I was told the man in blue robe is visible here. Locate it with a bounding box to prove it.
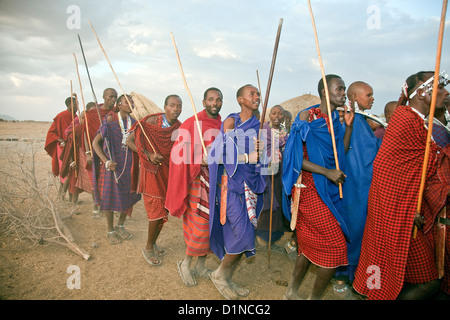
[335,81,381,290]
[208,84,266,300]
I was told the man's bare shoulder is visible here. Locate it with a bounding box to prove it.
[299,110,309,121]
[145,115,158,124]
[223,117,235,131]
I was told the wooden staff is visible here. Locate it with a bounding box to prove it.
[257,19,283,266]
[171,32,207,156]
[257,69,274,267]
[73,53,93,154]
[77,34,119,183]
[413,0,447,239]
[70,81,77,178]
[259,18,283,132]
[88,20,157,157]
[307,0,342,198]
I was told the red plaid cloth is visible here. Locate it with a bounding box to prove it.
[183,167,212,256]
[131,114,181,220]
[293,144,347,268]
[82,106,110,151]
[353,106,440,300]
[165,110,222,218]
[59,123,83,179]
[424,145,450,294]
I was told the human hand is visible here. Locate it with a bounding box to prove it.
[105,160,117,172]
[344,103,354,127]
[146,151,164,165]
[325,168,346,186]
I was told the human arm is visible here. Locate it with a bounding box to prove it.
[126,130,164,165]
[301,158,346,186]
[92,132,116,172]
[83,131,92,168]
[343,103,354,152]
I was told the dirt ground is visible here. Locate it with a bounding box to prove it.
[0,121,359,302]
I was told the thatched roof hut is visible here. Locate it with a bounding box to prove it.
[263,93,320,122]
[279,94,320,119]
[130,92,163,120]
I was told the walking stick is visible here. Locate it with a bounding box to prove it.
[259,18,283,133]
[171,32,207,156]
[77,34,118,183]
[257,17,283,266]
[307,0,343,198]
[413,0,448,239]
[70,81,77,178]
[73,53,93,154]
[88,21,157,157]
[257,69,274,267]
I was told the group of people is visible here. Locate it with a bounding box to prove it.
[45,71,449,300]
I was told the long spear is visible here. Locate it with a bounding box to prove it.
[171,32,207,157]
[73,53,93,155]
[307,0,343,198]
[70,80,77,178]
[413,0,448,239]
[77,33,118,183]
[88,20,157,156]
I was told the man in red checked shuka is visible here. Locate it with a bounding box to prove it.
[127,95,182,266]
[45,95,78,198]
[353,71,450,300]
[165,88,223,287]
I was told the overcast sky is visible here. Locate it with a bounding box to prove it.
[0,0,449,122]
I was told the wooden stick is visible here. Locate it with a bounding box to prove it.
[88,20,157,155]
[73,53,93,154]
[307,0,342,198]
[77,34,119,183]
[256,17,283,267]
[257,69,274,267]
[259,18,283,132]
[413,0,447,239]
[171,32,207,156]
[70,81,77,178]
[268,130,276,268]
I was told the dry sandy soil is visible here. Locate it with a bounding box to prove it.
[0,121,359,304]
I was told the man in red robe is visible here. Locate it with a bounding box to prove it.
[353,71,449,300]
[165,88,223,286]
[45,96,78,196]
[127,95,182,266]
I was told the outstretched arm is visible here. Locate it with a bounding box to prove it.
[302,159,346,186]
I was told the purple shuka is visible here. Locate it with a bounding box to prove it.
[92,112,141,212]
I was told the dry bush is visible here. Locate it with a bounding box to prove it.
[0,141,90,260]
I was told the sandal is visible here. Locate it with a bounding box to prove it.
[91,210,101,219]
[192,267,212,279]
[333,281,349,293]
[229,281,249,297]
[209,273,238,300]
[107,231,122,245]
[154,244,166,257]
[142,248,161,266]
[177,260,196,287]
[114,225,132,240]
